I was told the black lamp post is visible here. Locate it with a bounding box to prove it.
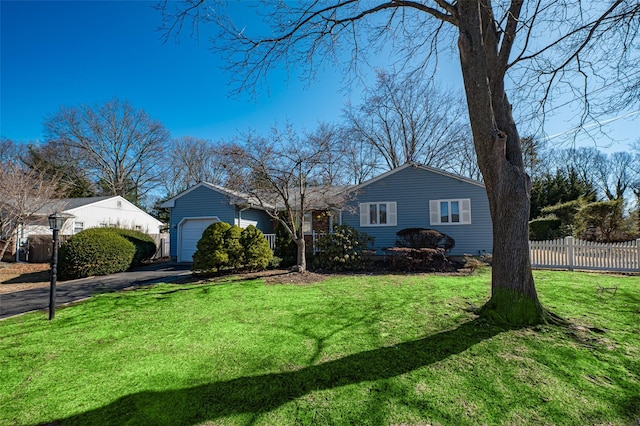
[48,212,72,320]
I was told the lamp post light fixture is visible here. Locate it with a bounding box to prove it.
[48,212,73,320]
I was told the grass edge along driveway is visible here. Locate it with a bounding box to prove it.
[1,269,639,425]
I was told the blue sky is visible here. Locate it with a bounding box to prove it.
[1,0,357,143]
[1,0,638,150]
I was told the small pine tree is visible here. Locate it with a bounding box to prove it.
[224,225,244,270]
[240,225,273,271]
[192,222,232,272]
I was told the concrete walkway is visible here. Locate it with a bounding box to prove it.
[0,263,192,320]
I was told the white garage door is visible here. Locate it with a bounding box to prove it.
[179,218,219,262]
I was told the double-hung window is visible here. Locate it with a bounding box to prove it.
[359,202,397,226]
[429,199,471,225]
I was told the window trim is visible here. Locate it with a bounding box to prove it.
[429,199,471,225]
[359,202,397,227]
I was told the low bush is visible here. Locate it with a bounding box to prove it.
[314,225,374,272]
[529,216,566,241]
[395,228,455,252]
[268,256,283,270]
[384,247,454,272]
[240,225,273,271]
[110,229,156,266]
[462,254,491,272]
[59,228,135,279]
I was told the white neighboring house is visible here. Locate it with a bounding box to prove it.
[22,196,164,237]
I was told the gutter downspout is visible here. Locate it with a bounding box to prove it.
[238,204,252,227]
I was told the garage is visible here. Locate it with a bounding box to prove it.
[178,217,219,262]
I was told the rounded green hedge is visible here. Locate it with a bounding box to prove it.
[529,216,562,241]
[109,228,157,266]
[59,228,136,280]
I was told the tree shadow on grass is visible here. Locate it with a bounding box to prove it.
[43,319,504,426]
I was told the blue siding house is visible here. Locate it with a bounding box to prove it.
[341,163,492,256]
[159,183,274,262]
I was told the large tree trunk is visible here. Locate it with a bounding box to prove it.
[457,1,547,325]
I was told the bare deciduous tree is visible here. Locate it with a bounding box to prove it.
[163,136,229,197]
[597,152,636,202]
[445,136,482,181]
[43,98,170,206]
[339,126,383,185]
[553,147,637,202]
[306,122,352,187]
[222,123,343,272]
[0,139,61,260]
[0,137,23,164]
[344,70,471,171]
[160,1,640,325]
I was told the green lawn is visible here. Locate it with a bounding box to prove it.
[1,269,638,425]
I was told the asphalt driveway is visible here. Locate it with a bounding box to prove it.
[0,263,192,320]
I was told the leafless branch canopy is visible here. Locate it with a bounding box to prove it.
[159,1,639,139]
[344,69,472,171]
[43,98,170,205]
[0,139,62,259]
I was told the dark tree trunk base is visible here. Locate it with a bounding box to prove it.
[478,288,565,326]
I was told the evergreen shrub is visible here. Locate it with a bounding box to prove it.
[240,225,273,271]
[529,216,563,241]
[192,222,232,272]
[59,228,135,279]
[575,199,626,242]
[540,199,583,226]
[224,225,244,270]
[110,228,156,266]
[314,225,374,272]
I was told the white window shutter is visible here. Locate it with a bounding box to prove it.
[388,202,397,226]
[461,199,472,224]
[429,200,440,225]
[359,203,368,226]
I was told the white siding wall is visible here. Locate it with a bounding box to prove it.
[61,197,163,235]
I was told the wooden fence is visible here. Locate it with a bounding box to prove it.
[530,237,640,272]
